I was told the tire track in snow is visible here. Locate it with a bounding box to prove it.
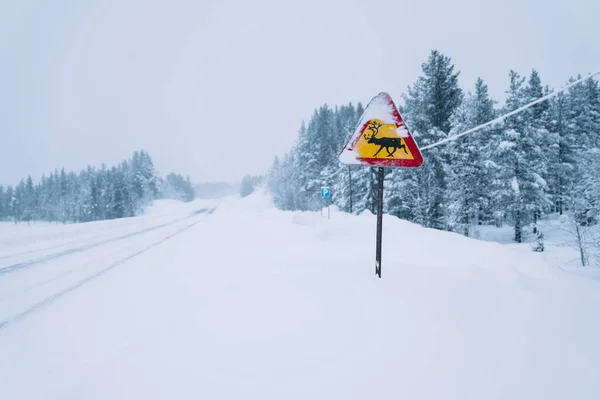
[0,225,158,261]
[0,217,205,331]
[0,209,211,275]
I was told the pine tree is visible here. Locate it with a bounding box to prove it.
[22,176,36,223]
[4,186,14,222]
[12,181,25,223]
[161,173,195,202]
[420,50,464,133]
[385,168,422,222]
[495,71,527,242]
[89,175,100,221]
[332,103,359,212]
[37,175,49,221]
[493,70,551,242]
[58,169,68,223]
[268,156,287,209]
[0,185,5,221]
[293,120,317,210]
[129,151,159,213]
[470,77,499,226]
[446,79,499,235]
[308,105,338,210]
[240,175,263,198]
[522,70,552,233]
[108,167,125,219]
[352,167,378,214]
[49,172,61,222]
[446,97,475,234]
[570,77,600,225]
[400,50,463,229]
[548,92,571,215]
[97,165,109,221]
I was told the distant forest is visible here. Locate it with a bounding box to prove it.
[267,50,600,244]
[194,181,238,199]
[0,151,194,224]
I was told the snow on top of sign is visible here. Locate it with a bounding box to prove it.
[395,123,410,138]
[339,146,360,164]
[355,93,398,129]
[354,93,410,138]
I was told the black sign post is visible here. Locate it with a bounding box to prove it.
[348,166,353,214]
[338,92,423,279]
[375,167,384,278]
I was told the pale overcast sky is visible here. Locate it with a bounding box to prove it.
[2,0,599,185]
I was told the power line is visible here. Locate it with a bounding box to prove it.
[420,71,600,151]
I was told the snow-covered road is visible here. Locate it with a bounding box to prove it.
[0,201,215,328]
[1,194,599,399]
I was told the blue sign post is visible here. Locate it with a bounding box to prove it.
[321,187,331,219]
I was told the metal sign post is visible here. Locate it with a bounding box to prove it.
[348,166,353,214]
[375,167,384,278]
[321,187,331,219]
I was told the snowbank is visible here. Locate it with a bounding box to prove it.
[1,192,599,399]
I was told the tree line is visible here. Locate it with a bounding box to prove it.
[0,150,195,224]
[267,50,600,244]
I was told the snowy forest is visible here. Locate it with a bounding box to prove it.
[0,151,195,224]
[267,50,600,244]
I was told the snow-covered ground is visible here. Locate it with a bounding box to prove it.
[1,194,599,399]
[475,215,600,280]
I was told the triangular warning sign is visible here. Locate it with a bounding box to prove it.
[339,92,423,167]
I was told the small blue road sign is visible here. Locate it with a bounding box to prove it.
[321,187,331,198]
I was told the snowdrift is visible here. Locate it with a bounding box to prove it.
[1,192,599,400]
